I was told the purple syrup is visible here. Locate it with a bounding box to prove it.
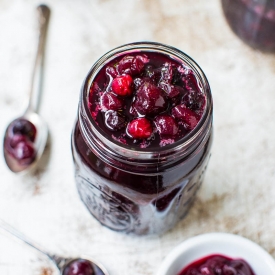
[178,254,256,275]
[88,52,205,149]
[222,0,275,52]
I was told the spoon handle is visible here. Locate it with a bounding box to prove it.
[26,4,51,114]
[0,218,54,260]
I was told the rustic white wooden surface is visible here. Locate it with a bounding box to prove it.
[0,0,275,274]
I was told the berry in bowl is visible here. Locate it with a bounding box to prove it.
[71,42,213,235]
[156,233,275,275]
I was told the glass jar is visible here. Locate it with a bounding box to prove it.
[71,42,213,235]
[221,0,275,52]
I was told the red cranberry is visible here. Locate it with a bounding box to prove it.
[111,75,133,96]
[13,141,35,164]
[100,92,123,111]
[9,134,27,148]
[172,104,199,130]
[127,118,153,139]
[154,115,178,136]
[8,118,36,142]
[133,82,168,116]
[105,110,127,131]
[117,55,149,75]
[63,259,95,275]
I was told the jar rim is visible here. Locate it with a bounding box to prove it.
[80,41,212,159]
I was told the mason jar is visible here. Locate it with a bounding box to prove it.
[71,42,213,235]
[222,0,275,52]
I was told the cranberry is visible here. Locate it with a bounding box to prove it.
[8,118,36,142]
[172,104,199,130]
[63,259,95,275]
[111,75,133,96]
[117,55,149,75]
[182,89,205,112]
[127,118,153,139]
[13,141,35,164]
[105,110,127,131]
[154,115,178,136]
[133,82,168,116]
[100,92,124,111]
[9,134,27,148]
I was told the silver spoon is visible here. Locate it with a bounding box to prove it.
[3,5,50,173]
[0,219,109,275]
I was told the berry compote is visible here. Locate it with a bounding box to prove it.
[63,259,105,275]
[71,42,213,235]
[221,0,275,52]
[3,118,37,172]
[178,254,256,275]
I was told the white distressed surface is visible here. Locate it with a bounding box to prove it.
[0,0,275,274]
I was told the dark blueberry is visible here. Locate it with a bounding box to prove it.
[133,82,168,116]
[126,118,153,139]
[111,75,133,96]
[182,70,199,91]
[63,259,95,275]
[105,110,127,131]
[8,118,36,142]
[154,115,178,136]
[100,92,124,111]
[13,141,35,164]
[117,55,149,75]
[131,55,150,75]
[182,89,205,112]
[171,104,199,130]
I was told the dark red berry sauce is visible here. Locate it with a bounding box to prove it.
[4,118,36,171]
[178,254,255,275]
[88,52,205,149]
[222,0,275,52]
[72,43,213,235]
[63,259,105,275]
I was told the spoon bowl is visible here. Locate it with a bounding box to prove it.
[3,4,50,173]
[3,112,48,173]
[0,218,109,275]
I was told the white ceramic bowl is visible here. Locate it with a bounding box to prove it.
[156,232,275,275]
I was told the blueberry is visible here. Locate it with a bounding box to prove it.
[8,118,36,142]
